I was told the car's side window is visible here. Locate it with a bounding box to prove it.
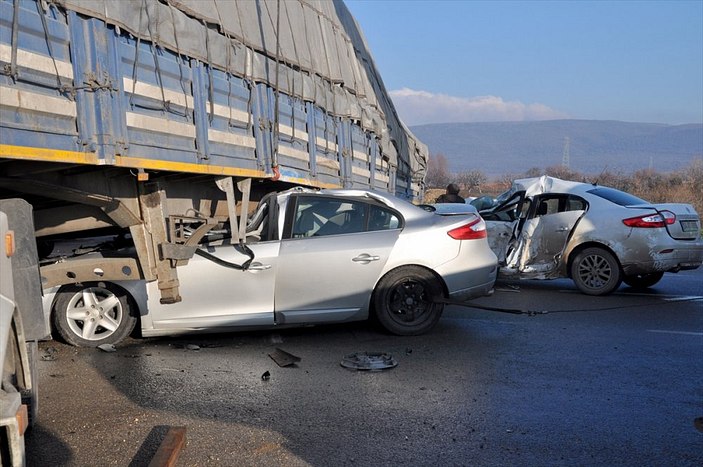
[288,196,400,238]
[533,195,587,217]
[566,196,587,211]
[368,205,400,231]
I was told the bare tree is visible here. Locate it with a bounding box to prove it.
[456,169,487,193]
[499,173,517,190]
[545,165,581,181]
[425,153,451,188]
[524,167,542,178]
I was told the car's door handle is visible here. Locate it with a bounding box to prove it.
[248,262,271,271]
[352,254,380,263]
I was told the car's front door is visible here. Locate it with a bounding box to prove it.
[274,195,400,324]
[482,192,527,265]
[146,241,279,330]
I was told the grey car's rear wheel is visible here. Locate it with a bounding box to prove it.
[373,266,444,336]
[52,283,136,347]
[623,272,664,289]
[570,247,622,296]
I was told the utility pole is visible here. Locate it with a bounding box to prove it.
[561,136,570,168]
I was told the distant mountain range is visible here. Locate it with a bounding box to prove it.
[409,120,703,178]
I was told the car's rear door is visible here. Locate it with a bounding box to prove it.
[513,194,587,275]
[274,195,400,324]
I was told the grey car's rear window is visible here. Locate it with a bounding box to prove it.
[587,187,649,206]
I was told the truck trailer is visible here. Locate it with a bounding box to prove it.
[0,0,428,317]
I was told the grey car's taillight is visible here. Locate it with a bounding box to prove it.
[622,212,673,228]
[448,217,487,240]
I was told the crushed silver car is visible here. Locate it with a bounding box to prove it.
[481,176,703,295]
[43,189,498,346]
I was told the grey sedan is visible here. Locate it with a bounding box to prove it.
[44,189,498,346]
[481,176,703,295]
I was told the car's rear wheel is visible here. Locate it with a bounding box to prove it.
[570,247,622,296]
[52,282,136,347]
[373,266,444,335]
[623,272,664,289]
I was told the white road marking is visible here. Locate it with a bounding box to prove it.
[558,289,703,301]
[647,330,703,336]
[662,296,703,302]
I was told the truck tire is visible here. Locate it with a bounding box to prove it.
[372,266,444,336]
[52,283,137,347]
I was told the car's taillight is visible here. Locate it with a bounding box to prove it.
[660,210,676,225]
[623,213,667,228]
[448,217,487,240]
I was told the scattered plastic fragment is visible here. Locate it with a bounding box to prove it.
[269,333,283,344]
[340,352,397,371]
[268,348,301,367]
[185,344,200,351]
[98,344,117,352]
[261,371,271,381]
[41,347,58,361]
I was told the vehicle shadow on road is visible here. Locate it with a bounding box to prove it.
[25,424,72,465]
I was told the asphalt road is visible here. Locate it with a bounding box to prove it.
[26,269,703,466]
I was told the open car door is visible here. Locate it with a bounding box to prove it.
[482,191,527,265]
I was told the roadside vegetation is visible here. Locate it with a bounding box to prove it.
[425,154,703,216]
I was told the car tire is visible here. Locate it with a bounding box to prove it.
[52,282,137,347]
[570,247,622,296]
[372,266,444,336]
[623,272,664,289]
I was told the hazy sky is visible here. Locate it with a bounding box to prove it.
[345,0,703,126]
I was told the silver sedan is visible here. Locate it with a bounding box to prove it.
[481,176,703,295]
[44,189,498,346]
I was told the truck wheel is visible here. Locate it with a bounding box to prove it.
[52,283,136,347]
[623,272,664,289]
[570,247,622,296]
[373,266,444,336]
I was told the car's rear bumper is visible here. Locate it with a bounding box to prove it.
[438,243,498,300]
[621,239,703,275]
[448,278,496,301]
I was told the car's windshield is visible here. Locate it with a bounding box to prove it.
[587,187,649,206]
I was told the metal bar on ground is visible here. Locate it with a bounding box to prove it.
[148,426,187,467]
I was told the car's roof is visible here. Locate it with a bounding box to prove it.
[512,175,594,196]
[299,188,431,218]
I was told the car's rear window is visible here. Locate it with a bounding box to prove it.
[587,187,649,206]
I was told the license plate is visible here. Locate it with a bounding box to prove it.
[680,220,699,232]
